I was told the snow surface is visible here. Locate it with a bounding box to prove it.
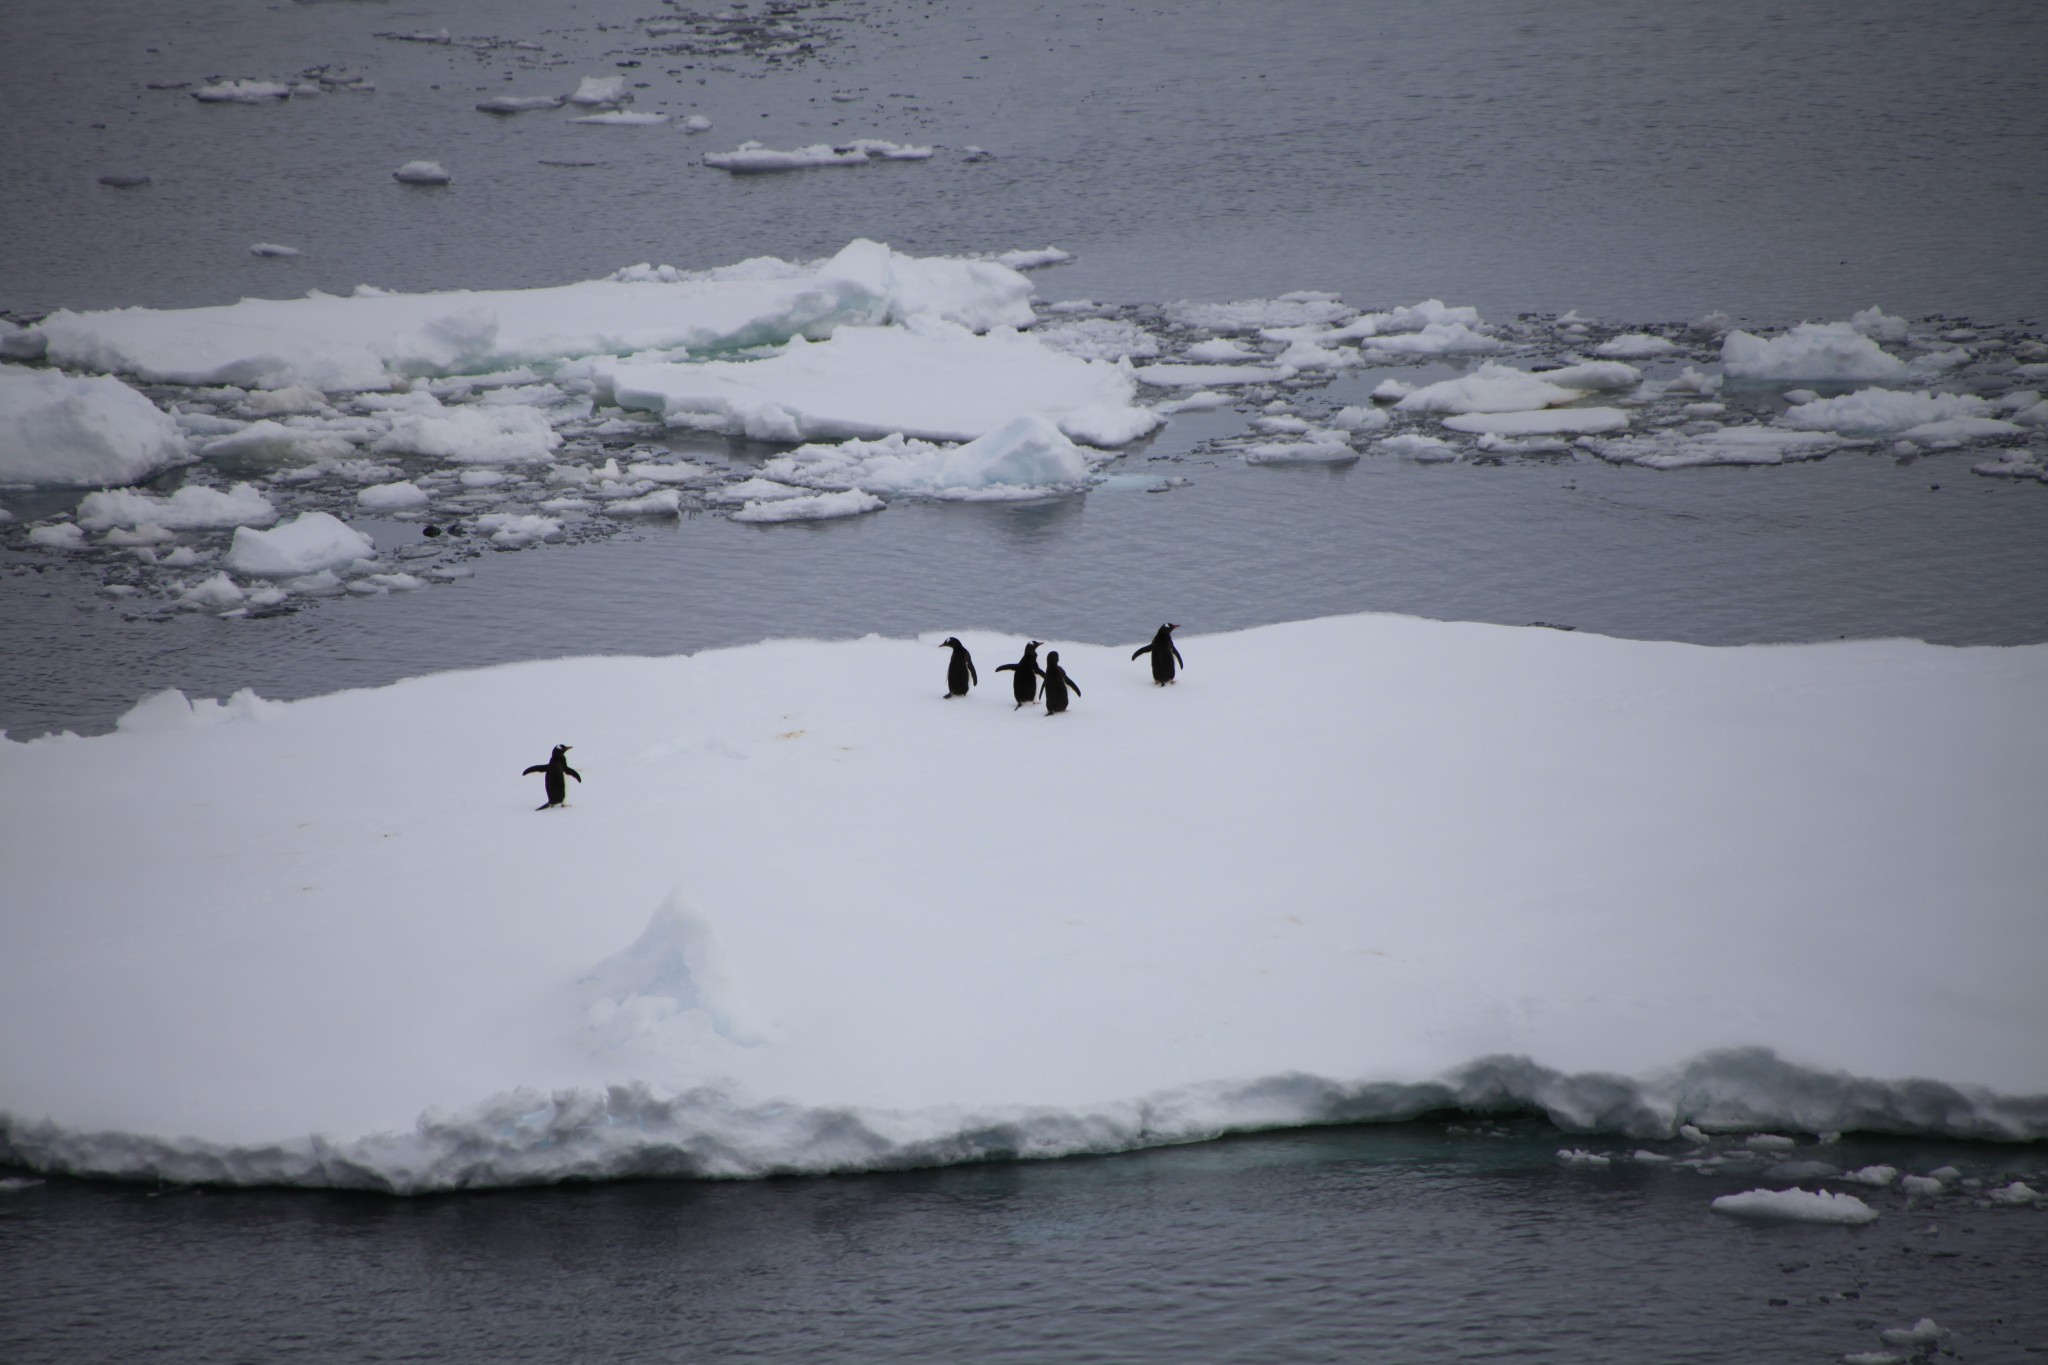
[1710,1188,1880,1224]
[0,367,191,487]
[2,616,2043,1192]
[19,240,1035,392]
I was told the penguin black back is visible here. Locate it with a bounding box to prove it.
[1132,623,1183,685]
[522,743,582,810]
[994,640,1043,709]
[1041,650,1080,715]
[940,636,977,698]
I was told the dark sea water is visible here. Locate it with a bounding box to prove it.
[3,0,2046,1359]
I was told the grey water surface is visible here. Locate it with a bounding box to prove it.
[3,0,2046,1360]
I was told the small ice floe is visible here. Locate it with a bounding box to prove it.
[1153,390,1230,415]
[1593,333,1678,359]
[1586,426,1856,469]
[730,489,884,523]
[570,111,670,126]
[1557,1148,1612,1167]
[198,420,355,464]
[370,397,561,464]
[476,96,564,114]
[758,414,1099,501]
[376,28,453,44]
[238,385,329,417]
[1032,318,1160,363]
[1850,305,1911,343]
[1632,1150,1673,1164]
[1473,433,1572,456]
[223,511,375,577]
[1840,1165,1899,1187]
[1988,1180,2041,1205]
[1371,378,1416,403]
[1841,1354,1909,1365]
[1665,366,1721,396]
[1929,1166,1962,1181]
[1372,433,1457,462]
[101,523,176,547]
[1443,407,1629,436]
[350,572,425,594]
[705,476,808,505]
[1680,1124,1711,1144]
[1539,360,1644,391]
[1878,1319,1943,1347]
[97,174,152,189]
[192,80,292,104]
[601,488,683,516]
[1331,405,1391,431]
[997,247,1074,271]
[567,76,629,107]
[1359,322,1507,357]
[1722,323,1908,383]
[1396,367,1580,420]
[1132,362,1294,388]
[1971,450,2047,482]
[1745,1134,1798,1151]
[393,161,451,185]
[1899,1175,1947,1197]
[0,1177,44,1193]
[78,482,276,531]
[1185,338,1261,363]
[1167,293,1357,334]
[475,512,561,547]
[0,366,192,487]
[1779,388,1995,437]
[1709,1188,1878,1224]
[357,480,429,512]
[702,140,934,172]
[681,115,713,133]
[1242,430,1356,464]
[177,571,245,611]
[28,522,87,550]
[961,146,994,162]
[625,461,718,485]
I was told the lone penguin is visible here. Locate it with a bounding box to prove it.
[1132,623,1184,685]
[940,636,978,698]
[1040,650,1081,715]
[994,640,1043,710]
[523,744,581,810]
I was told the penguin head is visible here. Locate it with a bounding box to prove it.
[1162,623,1179,633]
[553,744,572,758]
[940,636,963,650]
[1045,650,1060,665]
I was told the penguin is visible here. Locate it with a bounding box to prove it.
[1132,623,1184,685]
[940,636,978,698]
[994,640,1043,710]
[522,744,581,810]
[1040,650,1080,715]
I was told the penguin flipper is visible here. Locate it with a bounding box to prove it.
[566,767,582,782]
[522,764,546,776]
[1131,644,1152,660]
[1172,645,1185,667]
[1069,679,1082,696]
[995,662,1017,674]
[968,663,979,686]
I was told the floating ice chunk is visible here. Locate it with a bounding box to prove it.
[239,385,329,417]
[570,111,670,126]
[1746,1133,1798,1150]
[1587,427,1855,469]
[1594,333,1677,358]
[1361,322,1507,356]
[1373,433,1457,462]
[357,480,429,511]
[476,96,564,114]
[997,247,1074,271]
[1879,1319,1942,1346]
[1722,323,1909,382]
[101,523,175,547]
[178,571,246,611]
[626,461,718,485]
[1243,429,1356,464]
[1331,405,1391,431]
[28,523,87,550]
[1153,390,1230,414]
[568,76,629,107]
[224,511,375,577]
[1165,295,1357,333]
[1184,338,1261,364]
[199,419,356,464]
[604,320,1158,446]
[703,140,933,172]
[192,80,291,103]
[705,476,808,504]
[1034,318,1160,363]
[1665,366,1722,396]
[1398,364,1582,415]
[1443,407,1629,436]
[1541,361,1644,392]
[1710,1188,1878,1224]
[249,243,302,258]
[1633,1150,1672,1163]
[1253,415,1310,434]
[78,482,276,530]
[474,513,561,547]
[1133,361,1292,388]
[1334,298,1480,340]
[371,398,562,464]
[1780,388,1992,436]
[758,414,1099,501]
[1988,1180,2041,1205]
[1841,1164,1898,1186]
[115,687,278,732]
[1896,416,2025,446]
[1842,1353,1909,1365]
[0,366,191,486]
[1557,1148,1612,1166]
[730,489,884,522]
[1849,307,1911,343]
[681,115,713,133]
[281,568,343,595]
[1900,1175,1946,1196]
[458,469,509,488]
[601,488,683,516]
[393,161,451,185]
[158,545,206,567]
[1971,451,2047,481]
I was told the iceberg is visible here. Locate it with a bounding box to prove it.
[1,616,2041,1191]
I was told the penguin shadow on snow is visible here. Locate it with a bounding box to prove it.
[523,743,581,810]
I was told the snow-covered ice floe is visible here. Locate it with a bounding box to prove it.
[12,240,1032,393]
[1709,1188,1880,1225]
[1586,427,1864,469]
[0,366,192,487]
[1,615,2043,1191]
[703,140,934,172]
[752,414,1102,499]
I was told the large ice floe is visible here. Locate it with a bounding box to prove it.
[0,367,191,487]
[1,615,2043,1191]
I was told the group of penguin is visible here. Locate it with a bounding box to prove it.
[522,624,1182,809]
[939,622,1183,715]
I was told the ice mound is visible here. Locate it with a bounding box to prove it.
[1033,318,1160,362]
[477,95,563,114]
[1165,295,1356,333]
[77,482,275,530]
[248,243,301,259]
[601,320,1159,446]
[1443,407,1629,436]
[475,513,560,547]
[570,112,669,126]
[20,240,1033,393]
[1243,430,1356,463]
[0,366,191,487]
[1593,333,1678,358]
[1722,323,1909,383]
[357,480,429,511]
[755,414,1098,500]
[369,395,562,464]
[730,489,885,522]
[1334,298,1480,339]
[222,511,374,577]
[1358,322,1508,356]
[1778,388,1993,436]
[198,419,356,464]
[392,161,452,186]
[1132,361,1293,388]
[1709,1188,1879,1224]
[1373,433,1457,461]
[567,76,628,107]
[192,80,291,103]
[703,140,933,172]
[28,523,86,550]
[1396,364,1584,415]
[1587,427,1859,469]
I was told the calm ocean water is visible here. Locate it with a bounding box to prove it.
[3,0,2045,1358]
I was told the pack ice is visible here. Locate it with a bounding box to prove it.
[1,615,2042,1192]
